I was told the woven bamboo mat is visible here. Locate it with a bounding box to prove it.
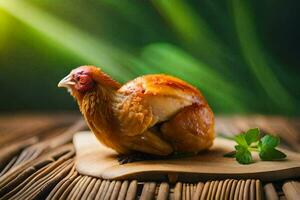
[0,113,299,199]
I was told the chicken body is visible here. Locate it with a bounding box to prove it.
[59,66,215,156]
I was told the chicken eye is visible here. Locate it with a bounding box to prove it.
[79,74,90,84]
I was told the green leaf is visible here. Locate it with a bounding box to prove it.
[244,128,260,145]
[224,151,236,158]
[224,128,287,165]
[258,135,286,161]
[235,145,252,164]
[259,135,280,150]
[259,148,287,161]
[234,134,248,147]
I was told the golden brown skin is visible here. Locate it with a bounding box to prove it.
[58,66,215,156]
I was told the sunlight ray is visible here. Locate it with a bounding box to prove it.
[0,0,134,82]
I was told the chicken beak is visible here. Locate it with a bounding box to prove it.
[58,74,75,88]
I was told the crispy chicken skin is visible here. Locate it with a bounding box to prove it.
[58,66,214,156]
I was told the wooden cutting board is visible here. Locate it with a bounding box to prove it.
[74,131,300,182]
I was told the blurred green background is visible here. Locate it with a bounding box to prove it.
[0,0,299,115]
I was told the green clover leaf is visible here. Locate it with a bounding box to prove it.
[235,145,252,164]
[258,135,286,161]
[244,128,260,145]
[224,128,287,164]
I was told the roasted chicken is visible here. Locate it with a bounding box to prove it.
[58,66,214,160]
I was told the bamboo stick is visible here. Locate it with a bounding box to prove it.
[125,180,137,200]
[264,183,279,200]
[282,181,300,200]
[157,182,169,200]
[140,182,156,200]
